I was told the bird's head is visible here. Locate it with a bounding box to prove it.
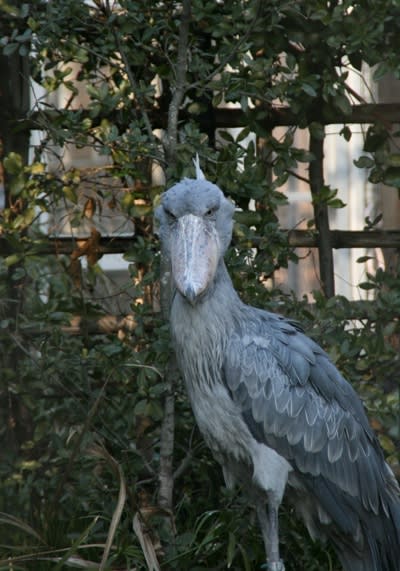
[156,166,235,305]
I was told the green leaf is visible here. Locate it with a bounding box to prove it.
[131,204,152,217]
[383,166,400,188]
[227,531,236,567]
[327,198,346,209]
[30,162,45,175]
[27,16,39,31]
[238,544,252,571]
[212,92,223,107]
[63,185,78,203]
[383,322,397,337]
[359,282,376,290]
[134,399,148,415]
[234,211,262,225]
[386,153,400,167]
[373,61,391,81]
[11,266,26,281]
[340,126,352,141]
[368,167,383,184]
[187,102,204,115]
[297,150,315,163]
[4,152,23,175]
[354,156,374,169]
[3,42,18,56]
[236,127,251,143]
[335,94,352,116]
[364,125,388,152]
[301,83,317,97]
[219,130,234,143]
[5,254,21,267]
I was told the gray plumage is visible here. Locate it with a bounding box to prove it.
[156,172,400,571]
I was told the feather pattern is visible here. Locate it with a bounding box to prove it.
[223,307,400,568]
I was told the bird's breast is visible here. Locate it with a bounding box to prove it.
[188,378,254,461]
[171,300,292,499]
[185,373,292,501]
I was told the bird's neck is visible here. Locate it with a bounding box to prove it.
[170,261,242,384]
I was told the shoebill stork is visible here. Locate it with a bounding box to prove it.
[156,162,400,571]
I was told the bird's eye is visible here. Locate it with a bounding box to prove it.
[205,207,217,218]
[164,208,176,221]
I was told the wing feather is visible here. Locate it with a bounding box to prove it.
[223,309,394,534]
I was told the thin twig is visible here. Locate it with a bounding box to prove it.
[173,451,192,481]
[173,427,200,480]
[286,169,310,185]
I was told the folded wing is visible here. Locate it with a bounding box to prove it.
[223,308,400,568]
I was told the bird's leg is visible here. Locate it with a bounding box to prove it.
[256,502,285,571]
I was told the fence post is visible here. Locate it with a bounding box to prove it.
[309,131,335,297]
[0,51,32,456]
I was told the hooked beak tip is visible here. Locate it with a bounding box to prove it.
[183,284,198,305]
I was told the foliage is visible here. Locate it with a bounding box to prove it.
[0,0,399,569]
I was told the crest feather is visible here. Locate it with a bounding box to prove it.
[193,154,205,180]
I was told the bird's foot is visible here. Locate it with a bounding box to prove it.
[263,560,285,571]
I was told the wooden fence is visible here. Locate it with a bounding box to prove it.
[1,54,400,308]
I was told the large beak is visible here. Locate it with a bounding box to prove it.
[171,214,220,305]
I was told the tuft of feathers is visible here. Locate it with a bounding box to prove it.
[193,153,205,180]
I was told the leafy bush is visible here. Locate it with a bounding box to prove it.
[0,1,399,569]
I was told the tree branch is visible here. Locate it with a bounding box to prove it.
[156,0,191,528]
[166,0,191,168]
[157,356,178,512]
